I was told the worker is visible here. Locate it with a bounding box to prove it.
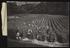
[16,30,21,40]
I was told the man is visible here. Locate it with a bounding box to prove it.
[48,32,56,42]
[44,26,50,43]
[16,30,21,40]
[27,29,33,39]
[20,32,23,40]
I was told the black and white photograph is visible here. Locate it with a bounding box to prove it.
[7,1,69,47]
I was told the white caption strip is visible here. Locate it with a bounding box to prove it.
[1,2,7,36]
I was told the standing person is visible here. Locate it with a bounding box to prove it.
[16,27,21,40]
[48,31,58,45]
[36,27,43,41]
[22,29,29,40]
[27,29,33,39]
[33,27,38,39]
[16,29,20,40]
[22,30,26,39]
[20,31,23,40]
[44,26,50,43]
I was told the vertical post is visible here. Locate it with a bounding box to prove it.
[1,2,7,36]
